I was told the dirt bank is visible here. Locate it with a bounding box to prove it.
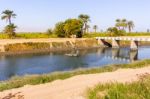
[0,38,99,55]
[0,37,150,55]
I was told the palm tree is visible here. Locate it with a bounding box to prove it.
[115,19,121,30]
[115,18,127,30]
[78,14,90,34]
[1,10,16,25]
[122,19,127,30]
[127,21,134,33]
[93,25,98,33]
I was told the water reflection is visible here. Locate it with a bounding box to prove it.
[111,48,138,62]
[79,47,138,62]
[0,47,149,81]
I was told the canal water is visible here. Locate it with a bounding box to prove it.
[0,46,150,81]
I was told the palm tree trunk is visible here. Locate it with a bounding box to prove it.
[129,27,131,33]
[85,23,87,34]
[8,18,11,25]
[95,29,96,33]
[87,28,89,33]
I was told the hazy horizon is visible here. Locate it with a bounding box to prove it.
[0,0,150,32]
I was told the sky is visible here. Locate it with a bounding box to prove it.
[0,0,150,32]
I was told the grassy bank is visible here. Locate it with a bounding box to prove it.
[0,59,150,91]
[87,74,150,99]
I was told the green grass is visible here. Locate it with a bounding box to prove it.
[83,33,109,38]
[0,32,150,39]
[0,34,9,39]
[127,32,150,36]
[0,33,57,39]
[0,59,150,92]
[16,33,57,39]
[87,74,150,99]
[83,32,150,38]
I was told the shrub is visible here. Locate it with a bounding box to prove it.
[107,27,125,36]
[64,19,83,37]
[3,24,17,38]
[54,18,84,38]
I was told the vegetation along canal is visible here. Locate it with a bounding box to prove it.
[0,46,150,81]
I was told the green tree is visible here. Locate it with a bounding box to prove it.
[3,24,17,38]
[93,25,98,33]
[127,21,134,33]
[78,14,90,34]
[54,22,65,37]
[1,10,16,25]
[64,19,83,37]
[54,19,83,38]
[115,19,127,30]
[115,19,121,30]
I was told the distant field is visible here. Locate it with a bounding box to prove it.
[0,32,57,39]
[83,32,150,38]
[0,32,150,39]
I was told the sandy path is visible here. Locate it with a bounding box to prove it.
[0,66,150,99]
[0,38,88,45]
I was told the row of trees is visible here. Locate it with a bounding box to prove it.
[0,10,98,38]
[52,14,100,38]
[0,9,136,38]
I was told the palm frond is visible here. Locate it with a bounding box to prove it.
[1,15,8,20]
